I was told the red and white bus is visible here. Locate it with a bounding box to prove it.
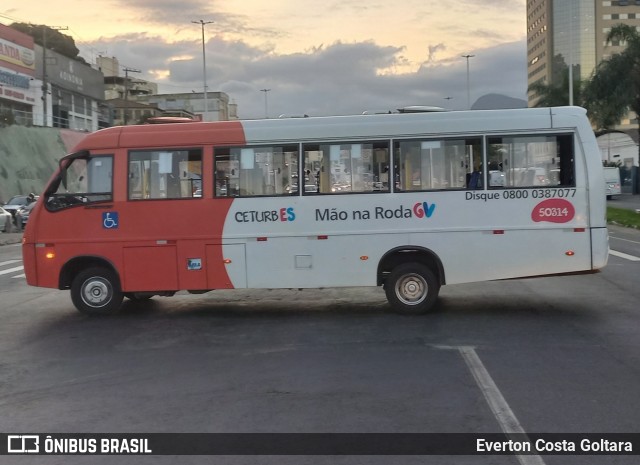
[22,107,608,315]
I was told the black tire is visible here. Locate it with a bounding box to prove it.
[71,267,123,315]
[384,262,440,315]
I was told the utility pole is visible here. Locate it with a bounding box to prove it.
[260,89,271,118]
[461,54,475,110]
[192,20,214,121]
[568,0,574,106]
[122,67,141,125]
[40,25,68,127]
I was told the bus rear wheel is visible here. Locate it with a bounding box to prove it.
[71,267,123,315]
[385,263,439,315]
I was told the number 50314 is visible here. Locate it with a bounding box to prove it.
[538,207,569,217]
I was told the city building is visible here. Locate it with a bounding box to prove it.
[108,98,163,126]
[98,56,158,100]
[528,0,640,193]
[99,56,237,124]
[33,44,108,130]
[2,25,239,130]
[1,23,108,130]
[527,0,640,131]
[0,23,36,126]
[597,131,638,167]
[139,91,238,122]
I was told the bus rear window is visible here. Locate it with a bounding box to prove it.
[487,134,574,188]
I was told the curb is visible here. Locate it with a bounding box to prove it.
[0,232,23,246]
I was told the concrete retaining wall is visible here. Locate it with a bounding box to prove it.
[0,126,87,204]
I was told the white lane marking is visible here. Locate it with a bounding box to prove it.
[12,273,26,279]
[459,346,546,465]
[0,266,24,276]
[609,250,640,261]
[0,259,21,267]
[609,234,640,246]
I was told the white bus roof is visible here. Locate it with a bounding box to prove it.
[240,107,588,145]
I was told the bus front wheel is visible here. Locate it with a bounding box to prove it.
[385,263,439,315]
[71,267,123,315]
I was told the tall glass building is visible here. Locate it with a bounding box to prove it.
[527,0,640,123]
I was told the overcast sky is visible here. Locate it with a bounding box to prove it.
[2,0,528,119]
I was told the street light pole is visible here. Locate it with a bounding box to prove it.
[40,25,68,127]
[568,0,574,106]
[260,88,271,119]
[123,67,141,125]
[192,20,214,122]
[462,54,475,110]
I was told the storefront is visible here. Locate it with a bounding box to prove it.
[0,23,36,125]
[34,45,106,131]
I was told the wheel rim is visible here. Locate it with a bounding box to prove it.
[395,273,428,306]
[81,277,113,308]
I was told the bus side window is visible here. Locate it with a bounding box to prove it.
[394,137,482,191]
[129,148,202,200]
[487,134,574,189]
[214,145,298,197]
[302,141,390,194]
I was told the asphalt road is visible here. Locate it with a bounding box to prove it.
[0,226,639,465]
[608,193,640,213]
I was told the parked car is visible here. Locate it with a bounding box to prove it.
[0,206,11,232]
[2,194,38,224]
[603,167,621,200]
[15,200,37,230]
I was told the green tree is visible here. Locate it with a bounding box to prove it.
[9,23,85,63]
[528,65,583,108]
[583,24,640,135]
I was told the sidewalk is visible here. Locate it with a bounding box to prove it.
[0,232,22,246]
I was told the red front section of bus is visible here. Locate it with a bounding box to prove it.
[22,121,246,293]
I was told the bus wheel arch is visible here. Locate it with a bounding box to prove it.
[61,257,123,315]
[378,247,444,315]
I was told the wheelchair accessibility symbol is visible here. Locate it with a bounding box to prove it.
[102,212,119,229]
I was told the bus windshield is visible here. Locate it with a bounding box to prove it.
[45,151,114,212]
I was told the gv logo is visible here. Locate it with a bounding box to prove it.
[413,202,436,219]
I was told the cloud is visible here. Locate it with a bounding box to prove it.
[427,43,446,63]
[83,33,526,119]
[461,0,526,9]
[111,0,283,39]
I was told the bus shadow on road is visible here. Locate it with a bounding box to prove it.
[102,283,595,323]
[116,293,390,319]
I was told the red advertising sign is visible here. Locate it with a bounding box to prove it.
[531,199,576,223]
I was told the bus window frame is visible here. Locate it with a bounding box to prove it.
[44,150,115,212]
[127,146,204,201]
[484,132,576,190]
[392,136,484,193]
[302,139,391,196]
[213,144,301,199]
